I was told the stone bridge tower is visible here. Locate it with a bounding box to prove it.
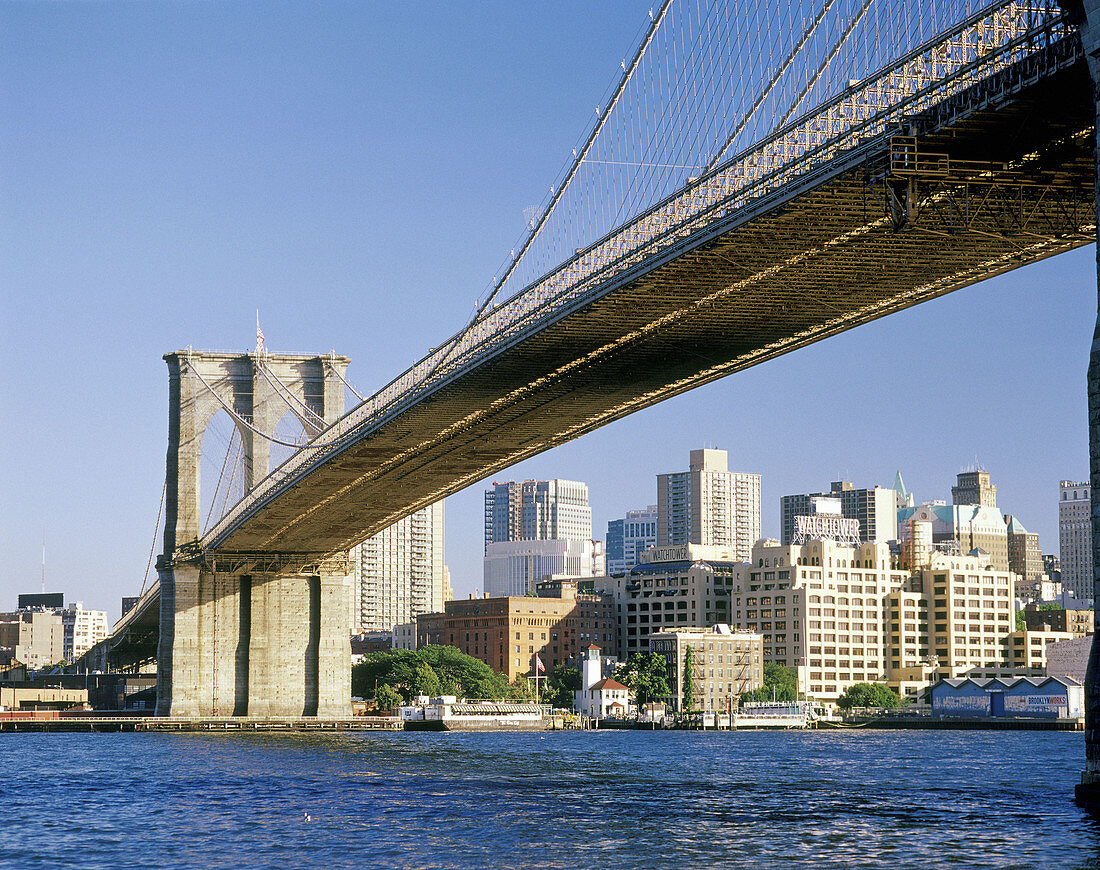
[155,350,353,718]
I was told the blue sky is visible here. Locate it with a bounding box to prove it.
[1,1,1094,623]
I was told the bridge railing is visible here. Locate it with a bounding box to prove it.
[203,0,1073,552]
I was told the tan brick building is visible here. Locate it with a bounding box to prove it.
[1002,626,1077,675]
[1023,604,1094,637]
[591,543,739,660]
[730,538,1018,701]
[909,551,1016,678]
[649,624,762,712]
[733,538,910,701]
[416,581,615,680]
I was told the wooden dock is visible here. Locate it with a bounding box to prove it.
[0,714,402,733]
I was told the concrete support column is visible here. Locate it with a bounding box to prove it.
[248,357,277,489]
[247,573,314,717]
[156,350,352,718]
[245,565,351,718]
[316,560,353,717]
[155,564,242,717]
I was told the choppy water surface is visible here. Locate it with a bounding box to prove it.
[2,729,1098,869]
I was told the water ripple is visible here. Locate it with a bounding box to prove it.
[0,730,1096,869]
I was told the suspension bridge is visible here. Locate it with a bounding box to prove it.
[89,0,1100,772]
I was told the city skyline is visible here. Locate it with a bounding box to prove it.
[1,2,1094,623]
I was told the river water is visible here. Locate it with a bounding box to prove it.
[1,729,1097,869]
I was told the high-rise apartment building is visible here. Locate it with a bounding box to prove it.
[60,602,108,661]
[2,595,106,664]
[729,538,1015,701]
[906,551,1015,678]
[657,449,760,562]
[952,470,997,507]
[482,479,595,595]
[780,480,898,546]
[0,610,64,669]
[352,501,446,633]
[483,538,603,597]
[1005,515,1043,598]
[606,506,658,575]
[732,538,909,701]
[1059,480,1092,596]
[484,480,592,551]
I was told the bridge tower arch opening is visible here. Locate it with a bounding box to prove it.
[199,409,249,535]
[155,350,354,718]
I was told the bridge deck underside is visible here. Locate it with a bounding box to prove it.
[208,60,1096,559]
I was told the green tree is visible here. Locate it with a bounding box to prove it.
[412,662,442,698]
[1015,610,1026,632]
[374,684,402,711]
[543,665,581,709]
[352,649,419,702]
[614,652,671,706]
[682,646,696,711]
[740,662,800,703]
[351,645,515,703]
[510,676,536,701]
[836,682,901,710]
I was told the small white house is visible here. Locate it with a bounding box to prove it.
[574,645,632,718]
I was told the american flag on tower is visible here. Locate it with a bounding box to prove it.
[256,311,265,354]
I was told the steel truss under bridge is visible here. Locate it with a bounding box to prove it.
[173,0,1093,565]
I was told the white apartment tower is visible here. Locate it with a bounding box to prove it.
[1059,480,1092,596]
[657,449,761,562]
[606,505,658,575]
[483,479,597,595]
[62,603,108,661]
[483,538,603,597]
[352,501,446,632]
[484,479,592,551]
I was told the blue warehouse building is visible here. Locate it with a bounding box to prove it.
[930,676,1083,720]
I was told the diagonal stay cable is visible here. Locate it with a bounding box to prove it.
[328,353,365,404]
[702,0,840,174]
[204,422,240,531]
[140,479,167,595]
[771,0,877,134]
[255,359,325,433]
[424,0,677,382]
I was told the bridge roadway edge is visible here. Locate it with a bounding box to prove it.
[135,16,1100,724]
[208,51,1098,561]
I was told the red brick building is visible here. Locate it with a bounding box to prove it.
[417,581,616,680]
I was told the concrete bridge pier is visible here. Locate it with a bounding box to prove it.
[1072,0,1100,807]
[246,563,353,718]
[154,565,248,717]
[156,560,352,718]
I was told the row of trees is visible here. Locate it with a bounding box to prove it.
[352,646,533,708]
[353,646,902,713]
